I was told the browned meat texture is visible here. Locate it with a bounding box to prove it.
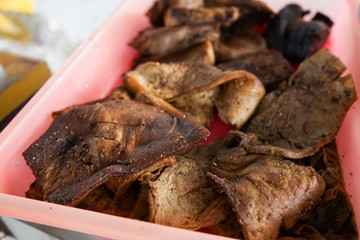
[208,156,326,240]
[123,61,257,101]
[281,141,358,240]
[164,7,239,27]
[214,74,265,129]
[23,100,209,206]
[218,49,293,91]
[173,87,219,127]
[146,0,205,26]
[76,185,127,216]
[146,132,255,230]
[146,0,169,26]
[135,91,186,118]
[204,0,273,25]
[147,155,229,230]
[213,26,266,63]
[135,40,216,66]
[129,23,220,57]
[169,0,204,9]
[239,49,357,159]
[208,214,244,239]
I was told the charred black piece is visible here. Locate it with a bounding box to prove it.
[264,4,332,62]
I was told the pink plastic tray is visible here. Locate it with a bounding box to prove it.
[0,0,359,239]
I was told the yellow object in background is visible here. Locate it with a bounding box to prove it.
[0,0,34,39]
[0,0,35,14]
[0,52,51,121]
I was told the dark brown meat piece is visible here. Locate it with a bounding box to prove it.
[208,156,326,240]
[123,61,257,101]
[146,0,169,26]
[168,0,204,8]
[147,155,229,230]
[239,49,357,159]
[146,132,253,230]
[204,0,273,25]
[134,40,216,66]
[23,100,209,205]
[52,86,132,118]
[146,0,205,26]
[76,185,127,216]
[218,49,293,91]
[160,40,215,64]
[129,23,220,57]
[208,214,244,239]
[213,26,266,63]
[286,141,358,240]
[164,7,239,27]
[26,181,45,200]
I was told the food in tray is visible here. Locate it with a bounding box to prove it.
[23,0,358,240]
[24,99,209,205]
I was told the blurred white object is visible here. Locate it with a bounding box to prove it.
[0,0,121,72]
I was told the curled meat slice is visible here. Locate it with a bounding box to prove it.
[208,156,326,240]
[240,49,357,159]
[129,23,220,57]
[164,7,239,27]
[214,74,265,129]
[213,26,266,63]
[23,100,209,205]
[218,49,292,91]
[147,155,229,230]
[173,87,219,127]
[123,61,256,101]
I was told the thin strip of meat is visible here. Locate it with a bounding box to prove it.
[134,40,216,66]
[129,23,220,57]
[164,7,239,27]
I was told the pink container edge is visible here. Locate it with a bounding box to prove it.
[0,0,359,239]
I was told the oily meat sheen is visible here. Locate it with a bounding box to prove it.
[208,156,326,240]
[23,99,209,206]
